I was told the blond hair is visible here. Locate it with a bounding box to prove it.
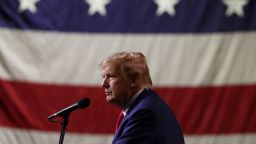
[100,52,152,88]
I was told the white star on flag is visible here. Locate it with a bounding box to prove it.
[223,0,249,17]
[85,0,111,16]
[154,0,179,16]
[18,0,40,13]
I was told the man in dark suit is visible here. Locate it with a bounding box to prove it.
[100,51,185,144]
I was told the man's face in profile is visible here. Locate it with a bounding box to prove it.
[101,64,132,108]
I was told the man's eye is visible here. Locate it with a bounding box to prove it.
[109,74,115,77]
[102,74,115,79]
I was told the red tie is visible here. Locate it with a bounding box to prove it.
[115,111,124,132]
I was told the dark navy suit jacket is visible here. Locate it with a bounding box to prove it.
[112,89,185,144]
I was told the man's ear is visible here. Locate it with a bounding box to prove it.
[130,83,135,88]
[130,74,138,88]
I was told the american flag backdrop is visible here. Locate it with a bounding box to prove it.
[0,0,256,144]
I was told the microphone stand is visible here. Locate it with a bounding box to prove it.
[48,98,90,144]
[48,113,70,144]
[59,114,69,144]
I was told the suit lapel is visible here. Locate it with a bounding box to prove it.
[112,89,153,143]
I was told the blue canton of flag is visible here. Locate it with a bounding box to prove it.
[0,0,255,32]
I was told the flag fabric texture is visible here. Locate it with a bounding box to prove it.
[0,0,256,144]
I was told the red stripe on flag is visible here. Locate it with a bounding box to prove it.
[157,86,256,134]
[0,79,255,134]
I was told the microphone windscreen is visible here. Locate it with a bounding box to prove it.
[77,98,90,108]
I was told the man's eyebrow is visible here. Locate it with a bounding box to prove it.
[102,71,116,76]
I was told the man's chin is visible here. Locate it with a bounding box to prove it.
[106,97,124,108]
[106,97,119,106]
[106,96,113,103]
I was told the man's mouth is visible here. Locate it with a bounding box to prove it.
[105,92,111,95]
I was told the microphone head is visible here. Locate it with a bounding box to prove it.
[77,98,90,108]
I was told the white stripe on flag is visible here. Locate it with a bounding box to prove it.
[0,126,113,144]
[0,28,256,86]
[0,126,255,144]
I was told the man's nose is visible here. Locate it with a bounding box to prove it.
[102,78,109,88]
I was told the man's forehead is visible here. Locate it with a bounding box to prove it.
[102,65,118,74]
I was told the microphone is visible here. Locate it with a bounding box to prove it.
[48,98,90,120]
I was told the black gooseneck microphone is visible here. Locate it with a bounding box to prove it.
[48,98,90,120]
[48,98,90,144]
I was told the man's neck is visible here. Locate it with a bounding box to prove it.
[123,88,145,115]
